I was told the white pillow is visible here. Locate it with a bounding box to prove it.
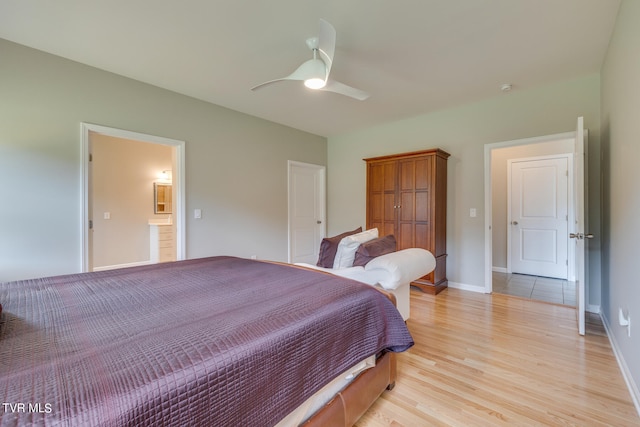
[333,228,379,269]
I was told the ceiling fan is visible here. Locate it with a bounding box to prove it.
[251,19,370,101]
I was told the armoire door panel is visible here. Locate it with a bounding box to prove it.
[399,161,415,191]
[369,221,383,234]
[370,164,384,192]
[370,193,383,221]
[383,162,396,192]
[382,223,396,237]
[415,158,431,190]
[415,191,430,222]
[399,193,414,221]
[383,223,397,237]
[384,194,396,220]
[397,223,414,250]
[414,224,430,249]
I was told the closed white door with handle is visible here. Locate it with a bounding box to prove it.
[509,156,569,279]
[288,162,325,264]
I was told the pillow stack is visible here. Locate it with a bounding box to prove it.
[332,228,379,269]
[317,227,397,269]
[316,227,362,268]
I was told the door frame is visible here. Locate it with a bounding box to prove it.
[81,123,186,272]
[483,130,578,294]
[506,153,573,279]
[287,161,326,263]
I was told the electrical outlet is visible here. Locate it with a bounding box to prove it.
[104,212,111,220]
[470,208,477,218]
[626,314,631,337]
[619,308,631,337]
[194,209,202,219]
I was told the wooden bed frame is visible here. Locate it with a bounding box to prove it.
[302,287,398,426]
[303,351,396,426]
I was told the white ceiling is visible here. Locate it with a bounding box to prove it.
[0,0,620,137]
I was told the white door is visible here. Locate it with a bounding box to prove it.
[288,162,325,264]
[572,117,587,336]
[509,156,569,279]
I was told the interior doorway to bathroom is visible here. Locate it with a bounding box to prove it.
[81,123,185,272]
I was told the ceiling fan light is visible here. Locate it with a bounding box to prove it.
[301,57,327,89]
[304,78,326,89]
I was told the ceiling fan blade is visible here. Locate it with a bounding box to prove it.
[251,58,324,91]
[321,79,370,101]
[317,19,336,78]
[251,77,293,91]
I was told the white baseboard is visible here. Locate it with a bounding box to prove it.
[448,281,485,293]
[600,312,640,417]
[587,304,600,314]
[92,260,152,272]
[492,266,508,273]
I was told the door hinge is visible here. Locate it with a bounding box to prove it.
[89,153,93,162]
[566,259,568,266]
[89,220,93,229]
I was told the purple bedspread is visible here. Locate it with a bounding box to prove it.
[0,256,413,426]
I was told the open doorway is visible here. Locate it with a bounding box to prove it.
[81,123,185,272]
[484,133,577,306]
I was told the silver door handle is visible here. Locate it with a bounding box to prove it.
[570,233,594,240]
[317,220,322,224]
[511,221,518,225]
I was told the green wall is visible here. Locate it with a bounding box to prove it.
[600,0,640,405]
[0,38,326,281]
[328,74,602,306]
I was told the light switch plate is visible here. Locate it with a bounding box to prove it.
[194,209,202,219]
[470,208,477,218]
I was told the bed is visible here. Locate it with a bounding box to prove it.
[0,256,413,426]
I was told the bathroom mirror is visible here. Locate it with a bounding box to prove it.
[154,183,172,214]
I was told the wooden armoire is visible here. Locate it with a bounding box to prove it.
[364,149,449,294]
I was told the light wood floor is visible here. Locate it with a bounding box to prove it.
[358,288,640,426]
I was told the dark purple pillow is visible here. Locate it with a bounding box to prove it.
[316,227,362,268]
[353,234,397,267]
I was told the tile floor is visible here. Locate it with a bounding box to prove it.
[492,271,576,306]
